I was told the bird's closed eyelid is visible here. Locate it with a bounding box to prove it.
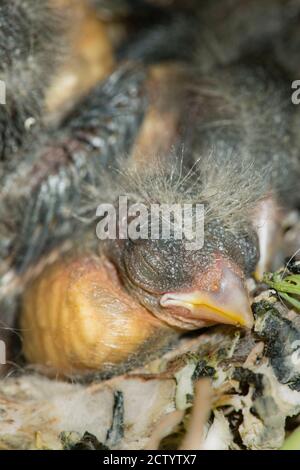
[137,248,161,276]
[123,249,166,295]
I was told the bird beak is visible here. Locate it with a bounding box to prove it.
[160,267,254,329]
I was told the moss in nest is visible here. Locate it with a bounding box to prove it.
[285,259,300,275]
[192,359,215,381]
[252,300,300,391]
[60,431,110,450]
[232,367,264,398]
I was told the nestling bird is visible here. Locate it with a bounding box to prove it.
[1,0,300,378]
[102,64,300,333]
[19,62,300,378]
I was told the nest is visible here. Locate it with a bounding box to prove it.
[0,285,300,450]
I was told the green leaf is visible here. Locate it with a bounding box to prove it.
[263,272,300,312]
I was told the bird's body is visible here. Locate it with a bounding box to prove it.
[21,254,176,379]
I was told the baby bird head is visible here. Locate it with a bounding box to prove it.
[104,156,263,331]
[108,223,257,331]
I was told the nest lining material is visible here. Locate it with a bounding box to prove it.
[1,287,300,450]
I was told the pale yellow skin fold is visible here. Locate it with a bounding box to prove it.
[21,255,172,377]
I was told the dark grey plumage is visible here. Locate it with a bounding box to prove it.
[194,0,300,72]
[0,63,148,370]
[183,64,300,208]
[0,0,63,162]
[0,65,147,280]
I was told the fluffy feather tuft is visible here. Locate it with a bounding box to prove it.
[0,0,64,160]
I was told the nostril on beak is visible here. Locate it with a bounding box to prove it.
[160,266,254,330]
